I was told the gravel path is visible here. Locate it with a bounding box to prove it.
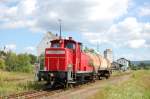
[42,73,131,99]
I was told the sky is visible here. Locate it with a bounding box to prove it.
[0,0,150,61]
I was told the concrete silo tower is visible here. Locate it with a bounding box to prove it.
[104,49,113,63]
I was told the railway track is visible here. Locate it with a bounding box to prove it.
[1,89,63,99]
[0,83,90,99]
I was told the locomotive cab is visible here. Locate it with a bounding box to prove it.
[38,37,79,87]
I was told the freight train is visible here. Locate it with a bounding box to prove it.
[38,37,111,88]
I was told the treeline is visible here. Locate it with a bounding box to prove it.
[130,62,150,70]
[0,50,37,73]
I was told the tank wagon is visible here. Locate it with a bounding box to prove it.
[38,37,111,88]
[86,52,111,79]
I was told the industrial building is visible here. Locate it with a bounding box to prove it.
[104,49,113,63]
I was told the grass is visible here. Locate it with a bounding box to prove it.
[111,70,131,77]
[0,70,43,96]
[90,70,150,99]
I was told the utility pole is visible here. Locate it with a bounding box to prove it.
[58,19,62,39]
[97,42,100,53]
[3,45,6,51]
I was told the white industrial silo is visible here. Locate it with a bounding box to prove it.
[104,49,113,63]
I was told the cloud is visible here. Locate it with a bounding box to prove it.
[127,39,146,48]
[138,4,150,16]
[110,17,149,48]
[19,0,37,16]
[5,44,16,51]
[82,16,150,50]
[0,0,130,32]
[87,0,129,21]
[0,0,37,30]
[24,46,35,54]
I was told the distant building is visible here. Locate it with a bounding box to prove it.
[117,58,130,71]
[111,61,122,70]
[104,49,113,63]
[37,32,58,56]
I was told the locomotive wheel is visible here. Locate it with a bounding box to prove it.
[65,83,73,89]
[37,74,41,81]
[105,73,110,79]
[65,83,69,89]
[69,84,73,88]
[106,76,109,79]
[50,80,55,86]
[98,76,102,80]
[38,77,41,81]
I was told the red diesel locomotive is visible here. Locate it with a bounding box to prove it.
[38,37,111,87]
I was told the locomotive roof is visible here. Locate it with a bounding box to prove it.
[50,38,82,45]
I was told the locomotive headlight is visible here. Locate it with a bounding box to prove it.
[44,67,46,71]
[50,73,54,77]
[46,50,65,54]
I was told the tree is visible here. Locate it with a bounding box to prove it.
[129,61,136,70]
[138,62,146,69]
[0,58,5,69]
[5,52,18,71]
[28,54,37,64]
[17,54,33,72]
[0,50,7,57]
[84,46,89,52]
[5,52,33,73]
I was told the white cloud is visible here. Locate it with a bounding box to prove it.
[83,32,110,44]
[5,44,16,51]
[88,0,129,21]
[139,5,150,16]
[24,46,35,54]
[0,0,37,29]
[82,16,150,49]
[127,39,146,48]
[109,17,150,48]
[0,0,130,32]
[19,0,37,15]
[142,23,150,36]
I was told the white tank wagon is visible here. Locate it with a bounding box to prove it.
[86,52,112,79]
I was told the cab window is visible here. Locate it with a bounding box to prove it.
[52,43,60,48]
[66,42,75,49]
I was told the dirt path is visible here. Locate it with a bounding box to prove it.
[41,73,132,99]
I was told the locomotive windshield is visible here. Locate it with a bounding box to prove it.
[52,42,60,48]
[66,42,75,49]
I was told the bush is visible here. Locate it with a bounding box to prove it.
[0,58,5,69]
[138,63,150,70]
[28,54,37,64]
[5,52,18,71]
[17,54,33,73]
[5,52,33,73]
[0,50,7,57]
